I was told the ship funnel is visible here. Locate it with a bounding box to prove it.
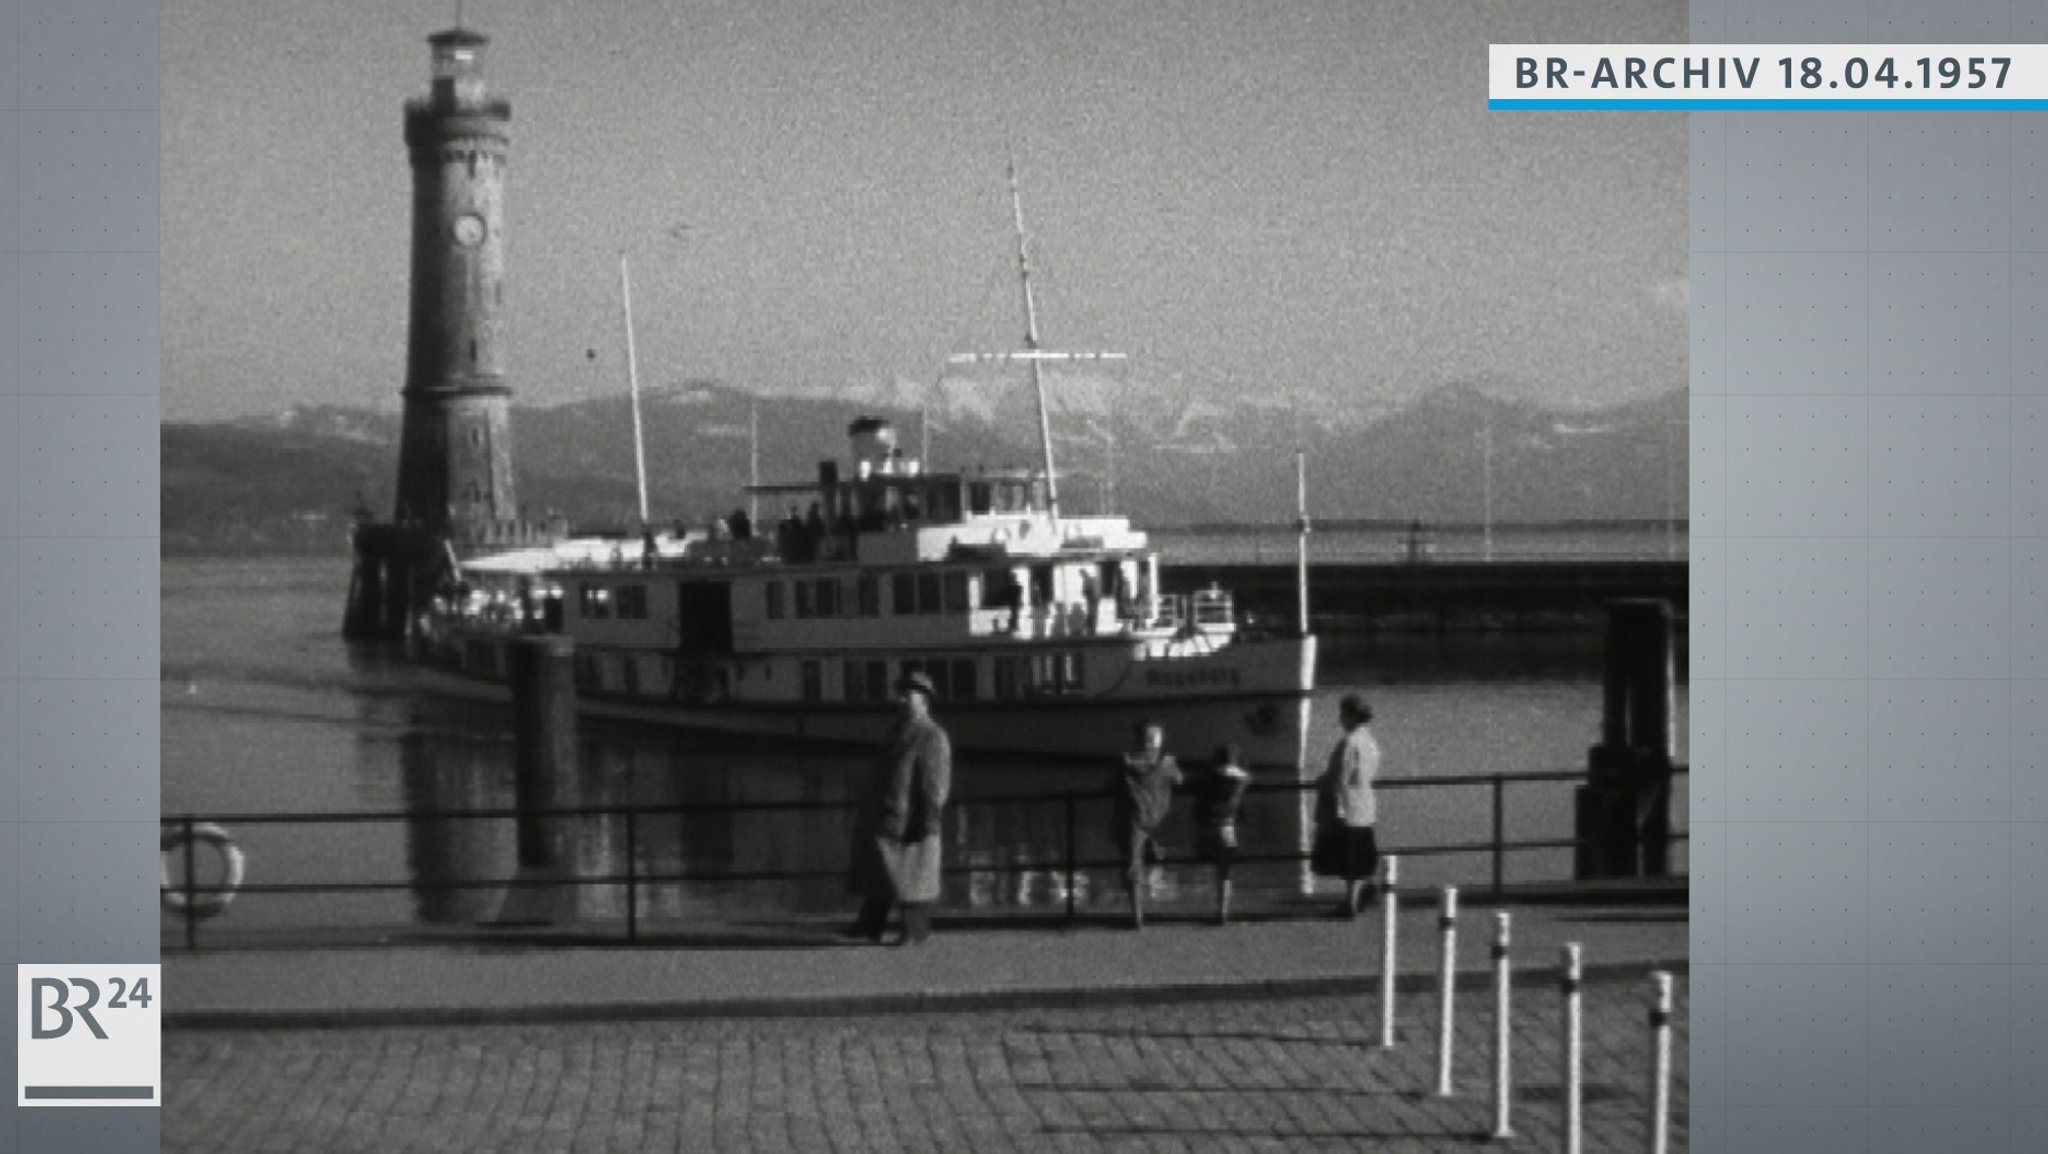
[848,417,897,474]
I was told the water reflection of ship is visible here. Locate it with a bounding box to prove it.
[389,710,1318,927]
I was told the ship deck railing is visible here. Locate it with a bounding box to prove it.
[160,766,1686,950]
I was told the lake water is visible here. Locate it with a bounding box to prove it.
[161,556,1688,940]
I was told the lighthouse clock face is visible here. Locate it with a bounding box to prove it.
[452,214,486,247]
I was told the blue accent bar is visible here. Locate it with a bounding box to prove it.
[1490,98,2048,110]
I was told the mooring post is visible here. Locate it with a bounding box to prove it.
[1490,911,1514,1141]
[1561,943,1584,1154]
[1577,599,1676,879]
[495,633,581,925]
[1648,971,1674,1154]
[342,552,381,639]
[1435,885,1460,1097]
[1380,855,1401,1048]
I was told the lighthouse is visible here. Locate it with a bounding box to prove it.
[394,26,516,531]
[345,26,553,640]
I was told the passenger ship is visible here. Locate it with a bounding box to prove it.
[414,176,1318,767]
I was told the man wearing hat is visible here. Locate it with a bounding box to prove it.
[1312,694,1382,917]
[845,670,954,945]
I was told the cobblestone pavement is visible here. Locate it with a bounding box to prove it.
[164,977,1687,1153]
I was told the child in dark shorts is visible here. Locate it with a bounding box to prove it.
[1194,743,1252,925]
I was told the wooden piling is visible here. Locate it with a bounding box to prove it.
[495,634,581,924]
[1577,599,1677,879]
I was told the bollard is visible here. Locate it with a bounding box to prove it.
[1490,911,1513,1141]
[1561,943,1583,1154]
[1435,886,1459,1097]
[1380,855,1401,1048]
[495,634,581,925]
[1648,971,1673,1154]
[510,634,578,868]
[1579,600,1677,879]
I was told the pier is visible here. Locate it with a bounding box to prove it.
[1161,559,1688,631]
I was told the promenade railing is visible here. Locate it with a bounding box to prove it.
[161,767,1686,950]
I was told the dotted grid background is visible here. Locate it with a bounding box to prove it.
[1692,1,2048,1151]
[0,1,162,1152]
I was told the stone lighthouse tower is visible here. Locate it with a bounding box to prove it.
[394,26,516,531]
[346,26,551,640]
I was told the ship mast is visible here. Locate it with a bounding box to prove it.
[1008,159,1062,519]
[950,158,1125,521]
[619,252,650,525]
[748,400,760,525]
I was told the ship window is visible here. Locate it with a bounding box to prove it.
[930,483,962,523]
[801,660,822,702]
[814,578,840,617]
[857,575,880,617]
[579,585,612,620]
[615,584,648,620]
[916,573,943,616]
[575,654,603,693]
[943,571,969,614]
[1062,651,1085,691]
[949,658,978,702]
[1030,653,1056,695]
[844,658,887,702]
[1030,565,1055,605]
[891,573,915,616]
[981,568,1021,610]
[794,581,815,619]
[968,483,993,515]
[621,657,640,696]
[1013,652,1083,697]
[765,581,785,620]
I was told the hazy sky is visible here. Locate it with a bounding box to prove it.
[163,0,1686,422]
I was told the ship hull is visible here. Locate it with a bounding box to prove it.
[413,633,1317,768]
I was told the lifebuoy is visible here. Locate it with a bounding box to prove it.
[160,823,245,920]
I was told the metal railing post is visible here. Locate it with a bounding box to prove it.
[625,810,638,943]
[1064,792,1078,922]
[183,815,197,951]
